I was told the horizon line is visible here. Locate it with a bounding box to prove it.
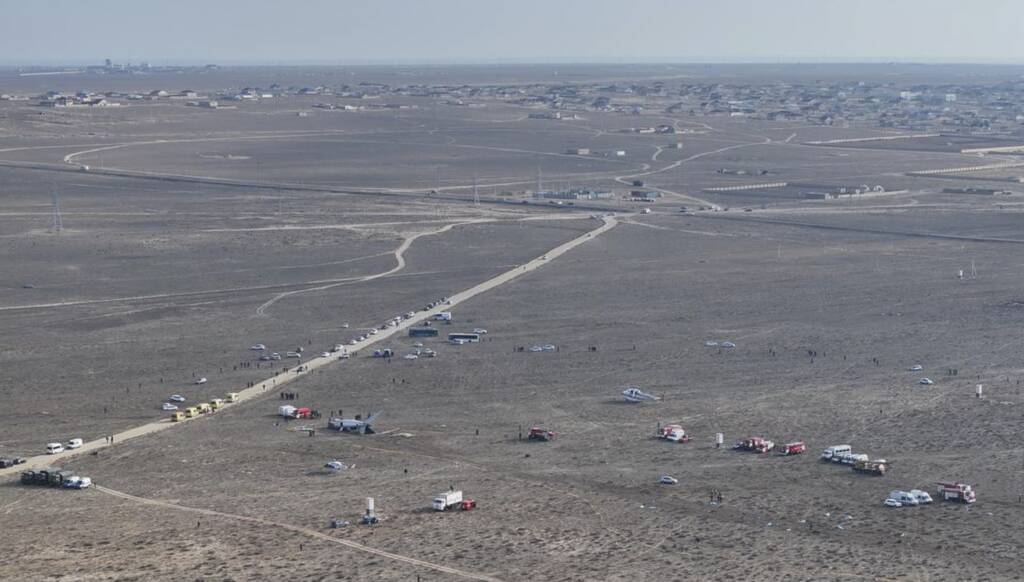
[5,57,1024,68]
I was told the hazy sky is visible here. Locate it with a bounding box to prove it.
[3,0,1023,65]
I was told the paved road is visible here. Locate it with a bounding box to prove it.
[0,215,619,478]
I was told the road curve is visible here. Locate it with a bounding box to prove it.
[0,215,619,477]
[255,220,479,317]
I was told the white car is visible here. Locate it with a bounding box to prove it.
[883,498,902,508]
[369,329,379,335]
[162,403,179,411]
[66,438,83,449]
[286,352,301,359]
[349,339,358,345]
[704,341,719,347]
[406,311,416,318]
[529,345,544,352]
[403,353,419,360]
[249,344,266,351]
[169,395,186,403]
[64,476,92,489]
[194,377,207,385]
[721,341,736,348]
[324,460,348,471]
[342,323,350,329]
[909,364,923,372]
[46,442,64,454]
[320,352,331,357]
[473,328,488,335]
[919,378,934,385]
[659,475,678,485]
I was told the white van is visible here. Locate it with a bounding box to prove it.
[66,438,83,449]
[888,490,919,506]
[46,442,64,454]
[908,489,933,504]
[838,453,869,465]
[820,445,851,460]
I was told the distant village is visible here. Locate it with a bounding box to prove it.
[5,60,1024,133]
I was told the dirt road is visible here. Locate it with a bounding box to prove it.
[0,215,618,478]
[96,485,505,582]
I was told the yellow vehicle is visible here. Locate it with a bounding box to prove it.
[197,402,212,414]
[210,398,225,410]
[170,411,186,422]
[185,406,200,418]
[225,392,239,403]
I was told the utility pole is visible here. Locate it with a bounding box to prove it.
[473,173,480,207]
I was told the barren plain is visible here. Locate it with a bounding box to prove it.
[1,65,1023,581]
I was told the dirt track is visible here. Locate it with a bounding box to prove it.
[96,485,505,581]
[0,215,617,479]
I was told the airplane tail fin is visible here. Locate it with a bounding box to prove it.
[364,411,382,426]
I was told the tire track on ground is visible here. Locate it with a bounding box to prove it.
[96,485,505,581]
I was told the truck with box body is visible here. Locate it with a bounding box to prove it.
[433,490,464,511]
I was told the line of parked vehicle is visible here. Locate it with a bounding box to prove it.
[21,467,92,489]
[168,392,240,421]
[646,424,976,505]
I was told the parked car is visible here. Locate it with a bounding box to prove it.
[884,498,902,508]
[659,475,679,485]
[46,442,64,454]
[66,438,83,449]
[162,403,179,411]
[63,476,92,489]
[169,395,186,402]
